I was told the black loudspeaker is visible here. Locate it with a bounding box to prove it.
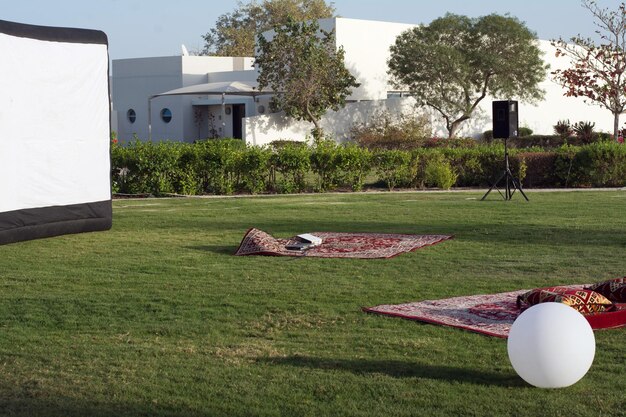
[492,100,519,138]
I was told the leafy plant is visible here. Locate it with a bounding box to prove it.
[310,139,341,191]
[270,142,311,193]
[374,150,411,191]
[424,155,458,189]
[350,110,432,149]
[335,144,373,191]
[554,119,573,138]
[518,127,534,137]
[573,121,596,143]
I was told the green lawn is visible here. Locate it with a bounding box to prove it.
[1,190,626,417]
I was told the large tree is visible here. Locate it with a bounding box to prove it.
[388,13,548,138]
[201,0,335,57]
[255,19,360,140]
[551,1,626,138]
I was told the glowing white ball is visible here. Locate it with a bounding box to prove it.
[507,302,595,388]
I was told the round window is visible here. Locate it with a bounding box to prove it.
[127,109,136,124]
[160,108,172,123]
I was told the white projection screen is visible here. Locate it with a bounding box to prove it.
[0,20,112,245]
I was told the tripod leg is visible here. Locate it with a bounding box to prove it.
[481,171,507,201]
[511,178,529,201]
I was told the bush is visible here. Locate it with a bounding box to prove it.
[519,127,533,136]
[112,140,180,195]
[424,155,458,189]
[515,152,559,188]
[196,139,244,195]
[270,142,311,193]
[110,138,626,196]
[374,150,411,191]
[554,120,573,138]
[573,121,596,144]
[236,146,272,194]
[350,110,431,150]
[310,140,342,191]
[335,144,373,191]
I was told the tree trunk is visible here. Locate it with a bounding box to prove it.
[306,106,324,142]
[614,112,620,139]
[448,119,465,138]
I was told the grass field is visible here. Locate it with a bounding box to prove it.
[1,190,626,417]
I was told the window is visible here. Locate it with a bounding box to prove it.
[127,109,136,124]
[160,108,172,123]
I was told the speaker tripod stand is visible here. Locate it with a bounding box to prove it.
[481,138,528,201]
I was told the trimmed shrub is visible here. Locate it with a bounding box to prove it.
[196,139,244,195]
[335,144,373,191]
[110,138,626,196]
[424,154,458,189]
[374,149,411,191]
[270,142,311,193]
[236,146,272,194]
[310,140,342,191]
[515,152,559,188]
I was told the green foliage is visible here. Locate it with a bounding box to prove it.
[335,144,373,191]
[112,140,180,195]
[110,140,626,195]
[256,19,360,140]
[388,13,547,138]
[236,146,272,194]
[350,110,432,149]
[515,152,560,187]
[374,150,411,191]
[573,121,596,143]
[554,119,573,138]
[555,141,626,187]
[518,127,534,136]
[200,0,335,56]
[424,157,458,190]
[196,139,244,195]
[269,141,311,193]
[309,139,342,191]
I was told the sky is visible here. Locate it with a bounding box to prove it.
[2,0,621,60]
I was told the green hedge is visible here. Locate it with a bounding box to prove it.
[111,139,626,195]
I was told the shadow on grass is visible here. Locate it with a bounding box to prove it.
[186,245,237,255]
[260,355,525,387]
[0,398,212,417]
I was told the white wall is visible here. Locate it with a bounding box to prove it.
[244,98,417,146]
[334,18,415,101]
[113,56,183,141]
[111,55,255,142]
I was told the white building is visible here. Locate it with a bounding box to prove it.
[112,56,257,142]
[110,17,615,145]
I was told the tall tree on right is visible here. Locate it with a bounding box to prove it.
[552,1,626,138]
[388,13,547,139]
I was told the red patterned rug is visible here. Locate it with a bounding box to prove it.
[234,228,453,259]
[364,286,626,338]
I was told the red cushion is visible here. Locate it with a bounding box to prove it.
[586,277,626,302]
[517,286,614,315]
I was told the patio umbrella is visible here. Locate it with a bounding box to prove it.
[148,81,272,140]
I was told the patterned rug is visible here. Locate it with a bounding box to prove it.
[364,286,626,338]
[234,228,453,259]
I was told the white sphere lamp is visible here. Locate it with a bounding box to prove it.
[507,302,595,388]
